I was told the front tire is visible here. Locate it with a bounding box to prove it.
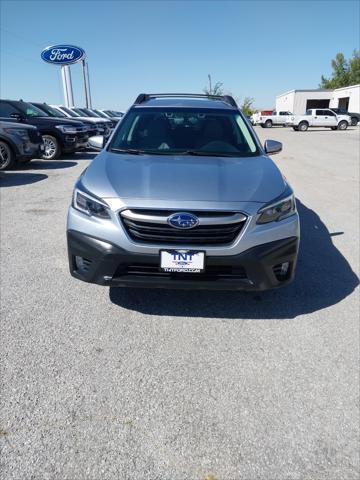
[42,135,61,160]
[338,121,348,131]
[350,117,358,126]
[293,126,299,131]
[298,121,308,132]
[0,141,15,170]
[265,119,273,128]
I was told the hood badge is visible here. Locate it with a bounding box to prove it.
[168,212,199,229]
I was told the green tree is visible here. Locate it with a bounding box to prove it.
[203,81,224,96]
[240,97,255,116]
[320,50,359,88]
[349,50,360,85]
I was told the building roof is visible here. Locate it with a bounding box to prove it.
[277,84,360,98]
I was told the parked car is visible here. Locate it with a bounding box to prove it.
[52,105,112,137]
[71,107,116,129]
[0,100,89,160]
[0,120,44,170]
[99,109,124,121]
[257,111,293,128]
[289,108,351,131]
[101,110,124,119]
[92,109,122,123]
[330,108,359,126]
[67,93,300,291]
[30,103,99,138]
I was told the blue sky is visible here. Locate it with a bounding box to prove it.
[1,0,359,110]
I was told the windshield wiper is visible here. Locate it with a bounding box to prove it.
[110,148,145,155]
[180,150,241,157]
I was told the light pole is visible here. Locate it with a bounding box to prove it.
[208,74,212,95]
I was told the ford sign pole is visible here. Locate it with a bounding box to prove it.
[81,59,92,109]
[61,65,74,107]
[41,45,86,108]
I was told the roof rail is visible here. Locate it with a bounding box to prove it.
[133,93,237,108]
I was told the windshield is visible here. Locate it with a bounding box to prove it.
[109,108,259,157]
[106,110,123,117]
[73,108,88,116]
[17,102,49,117]
[34,104,66,117]
[83,108,100,117]
[94,109,108,118]
[61,106,79,117]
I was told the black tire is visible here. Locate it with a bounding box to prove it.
[293,127,299,131]
[338,121,348,131]
[265,119,272,128]
[0,141,15,170]
[331,127,337,130]
[350,117,358,126]
[42,135,61,160]
[260,124,265,128]
[298,121,308,132]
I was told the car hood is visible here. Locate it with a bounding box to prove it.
[72,116,109,124]
[82,152,287,205]
[28,117,85,127]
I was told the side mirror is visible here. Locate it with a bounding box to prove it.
[88,135,105,150]
[10,112,24,121]
[264,139,282,155]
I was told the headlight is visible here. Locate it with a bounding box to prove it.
[3,128,29,138]
[72,189,110,219]
[56,125,79,134]
[257,194,296,224]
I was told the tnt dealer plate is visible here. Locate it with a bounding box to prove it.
[160,250,205,273]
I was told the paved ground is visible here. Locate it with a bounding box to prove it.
[1,127,359,480]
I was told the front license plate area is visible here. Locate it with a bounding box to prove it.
[160,250,205,273]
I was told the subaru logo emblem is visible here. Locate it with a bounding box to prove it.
[168,212,199,229]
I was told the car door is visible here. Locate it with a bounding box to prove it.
[325,109,337,127]
[313,109,328,127]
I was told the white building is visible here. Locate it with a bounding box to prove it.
[276,84,360,114]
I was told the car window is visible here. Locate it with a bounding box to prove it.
[326,110,335,116]
[16,102,48,117]
[60,106,78,117]
[0,102,19,117]
[109,108,259,157]
[35,104,66,117]
[306,110,312,115]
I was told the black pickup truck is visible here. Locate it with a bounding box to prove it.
[330,108,359,126]
[0,99,89,160]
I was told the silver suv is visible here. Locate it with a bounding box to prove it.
[67,94,300,290]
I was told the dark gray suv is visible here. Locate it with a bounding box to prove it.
[67,93,300,291]
[0,120,44,170]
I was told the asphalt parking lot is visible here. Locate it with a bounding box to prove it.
[1,127,359,480]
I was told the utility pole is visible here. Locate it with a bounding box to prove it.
[208,74,212,95]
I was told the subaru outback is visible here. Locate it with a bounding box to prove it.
[67,93,300,290]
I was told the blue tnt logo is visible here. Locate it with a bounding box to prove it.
[172,253,194,261]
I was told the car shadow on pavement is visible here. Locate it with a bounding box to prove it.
[109,200,359,319]
[62,152,98,161]
[0,172,48,187]
[21,160,78,170]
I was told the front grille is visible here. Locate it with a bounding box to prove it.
[115,264,247,281]
[120,209,247,246]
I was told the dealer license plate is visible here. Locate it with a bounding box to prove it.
[160,250,205,273]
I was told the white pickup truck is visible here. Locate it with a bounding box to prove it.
[256,111,293,128]
[289,108,351,131]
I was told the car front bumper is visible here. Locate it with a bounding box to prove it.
[67,230,299,291]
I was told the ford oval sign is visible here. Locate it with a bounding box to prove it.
[41,45,85,65]
[168,213,199,229]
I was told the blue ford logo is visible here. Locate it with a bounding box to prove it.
[41,45,85,65]
[168,212,199,229]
